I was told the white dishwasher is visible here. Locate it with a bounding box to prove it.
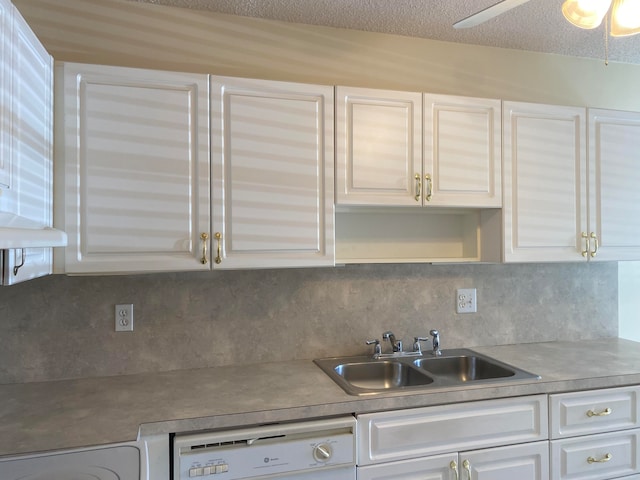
[172,416,356,480]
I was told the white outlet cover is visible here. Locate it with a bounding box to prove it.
[115,304,134,331]
[456,288,477,314]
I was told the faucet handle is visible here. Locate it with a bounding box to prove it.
[366,339,382,358]
[413,336,429,354]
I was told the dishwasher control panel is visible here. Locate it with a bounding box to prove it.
[173,416,356,480]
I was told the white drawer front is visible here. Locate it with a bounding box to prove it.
[550,429,640,480]
[550,386,640,439]
[357,395,548,465]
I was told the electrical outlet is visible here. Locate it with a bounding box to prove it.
[115,304,134,331]
[456,289,477,314]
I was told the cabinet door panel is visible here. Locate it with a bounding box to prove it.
[336,86,421,206]
[60,63,210,273]
[463,441,549,480]
[503,101,587,262]
[589,109,640,261]
[1,5,52,284]
[356,453,458,480]
[211,77,334,268]
[0,0,11,190]
[425,94,501,207]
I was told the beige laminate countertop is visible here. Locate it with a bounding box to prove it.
[2,338,640,458]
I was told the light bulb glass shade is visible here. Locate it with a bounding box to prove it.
[610,0,640,36]
[562,0,612,29]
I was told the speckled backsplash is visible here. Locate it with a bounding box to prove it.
[0,262,617,384]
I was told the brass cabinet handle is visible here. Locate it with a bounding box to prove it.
[414,173,422,202]
[214,232,222,264]
[425,173,433,202]
[587,453,612,464]
[587,407,612,417]
[463,459,471,479]
[581,231,590,257]
[12,248,26,276]
[590,232,599,257]
[450,460,459,480]
[200,232,209,264]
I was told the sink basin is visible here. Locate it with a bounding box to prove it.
[334,360,434,390]
[415,355,515,382]
[314,349,540,396]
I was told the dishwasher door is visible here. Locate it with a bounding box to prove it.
[173,416,357,480]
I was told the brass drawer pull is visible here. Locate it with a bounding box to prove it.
[450,460,459,480]
[581,231,590,257]
[414,173,421,202]
[425,173,432,201]
[214,232,222,264]
[588,453,612,464]
[590,232,599,257]
[200,232,209,264]
[587,407,612,417]
[463,459,471,479]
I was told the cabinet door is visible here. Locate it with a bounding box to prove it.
[424,94,501,208]
[2,5,53,284]
[356,453,458,480]
[211,76,334,268]
[59,63,210,274]
[336,86,421,206]
[503,101,587,262]
[462,441,549,480]
[0,0,11,191]
[588,109,640,261]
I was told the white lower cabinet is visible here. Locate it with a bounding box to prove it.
[356,395,549,480]
[357,442,549,480]
[549,386,640,480]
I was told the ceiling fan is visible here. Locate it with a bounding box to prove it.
[453,0,532,29]
[453,0,640,37]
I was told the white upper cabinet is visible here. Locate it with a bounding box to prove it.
[588,108,640,261]
[210,76,334,269]
[504,102,640,263]
[336,87,501,208]
[0,0,11,191]
[0,0,54,285]
[57,63,210,274]
[503,101,587,263]
[335,86,421,206]
[424,94,501,208]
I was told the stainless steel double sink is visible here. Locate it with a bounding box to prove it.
[314,348,540,396]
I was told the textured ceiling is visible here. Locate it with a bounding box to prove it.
[128,0,640,64]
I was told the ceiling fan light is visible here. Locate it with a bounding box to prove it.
[610,0,640,36]
[562,0,612,29]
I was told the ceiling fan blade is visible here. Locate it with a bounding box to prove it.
[453,0,533,29]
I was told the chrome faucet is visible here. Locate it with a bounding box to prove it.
[382,331,403,353]
[366,339,382,358]
[430,329,442,356]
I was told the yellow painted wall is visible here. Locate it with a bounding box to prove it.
[13,0,640,110]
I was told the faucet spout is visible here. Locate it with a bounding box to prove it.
[430,329,442,356]
[382,331,403,353]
